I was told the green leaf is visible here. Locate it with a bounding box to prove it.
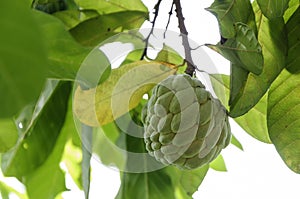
[155,44,185,66]
[0,181,9,199]
[75,0,148,14]
[33,0,68,14]
[116,169,175,199]
[210,155,227,172]
[257,0,290,19]
[234,94,271,143]
[115,109,175,199]
[176,166,208,198]
[120,50,144,66]
[118,35,149,66]
[76,48,111,88]
[229,15,287,117]
[0,0,48,117]
[92,30,146,67]
[210,74,271,143]
[283,0,299,22]
[154,45,187,74]
[0,119,18,153]
[231,134,244,151]
[253,1,263,28]
[109,104,207,199]
[1,81,71,178]
[33,11,101,84]
[208,23,263,75]
[65,0,79,9]
[93,126,126,169]
[233,23,263,74]
[229,64,249,106]
[206,0,257,38]
[208,75,245,148]
[73,60,176,126]
[25,167,65,198]
[209,74,230,110]
[81,124,92,199]
[0,180,28,199]
[70,11,148,47]
[53,10,99,30]
[62,140,83,189]
[207,22,263,106]
[26,0,34,7]
[165,165,209,199]
[24,117,70,199]
[268,69,300,173]
[286,7,300,73]
[61,100,83,189]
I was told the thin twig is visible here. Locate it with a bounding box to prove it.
[190,44,205,51]
[140,0,163,60]
[195,67,206,73]
[164,1,175,38]
[174,0,195,77]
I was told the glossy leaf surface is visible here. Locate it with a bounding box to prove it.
[1,81,71,178]
[0,0,48,117]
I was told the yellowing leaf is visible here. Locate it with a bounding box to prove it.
[73,61,176,126]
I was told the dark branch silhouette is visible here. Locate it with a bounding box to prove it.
[174,0,196,77]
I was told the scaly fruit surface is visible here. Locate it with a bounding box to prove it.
[142,74,231,169]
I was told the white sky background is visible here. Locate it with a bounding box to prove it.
[1,1,300,199]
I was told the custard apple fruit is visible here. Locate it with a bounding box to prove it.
[142,74,231,169]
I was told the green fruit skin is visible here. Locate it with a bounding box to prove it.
[143,74,231,170]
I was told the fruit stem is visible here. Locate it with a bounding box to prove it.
[141,0,163,60]
[174,0,195,77]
